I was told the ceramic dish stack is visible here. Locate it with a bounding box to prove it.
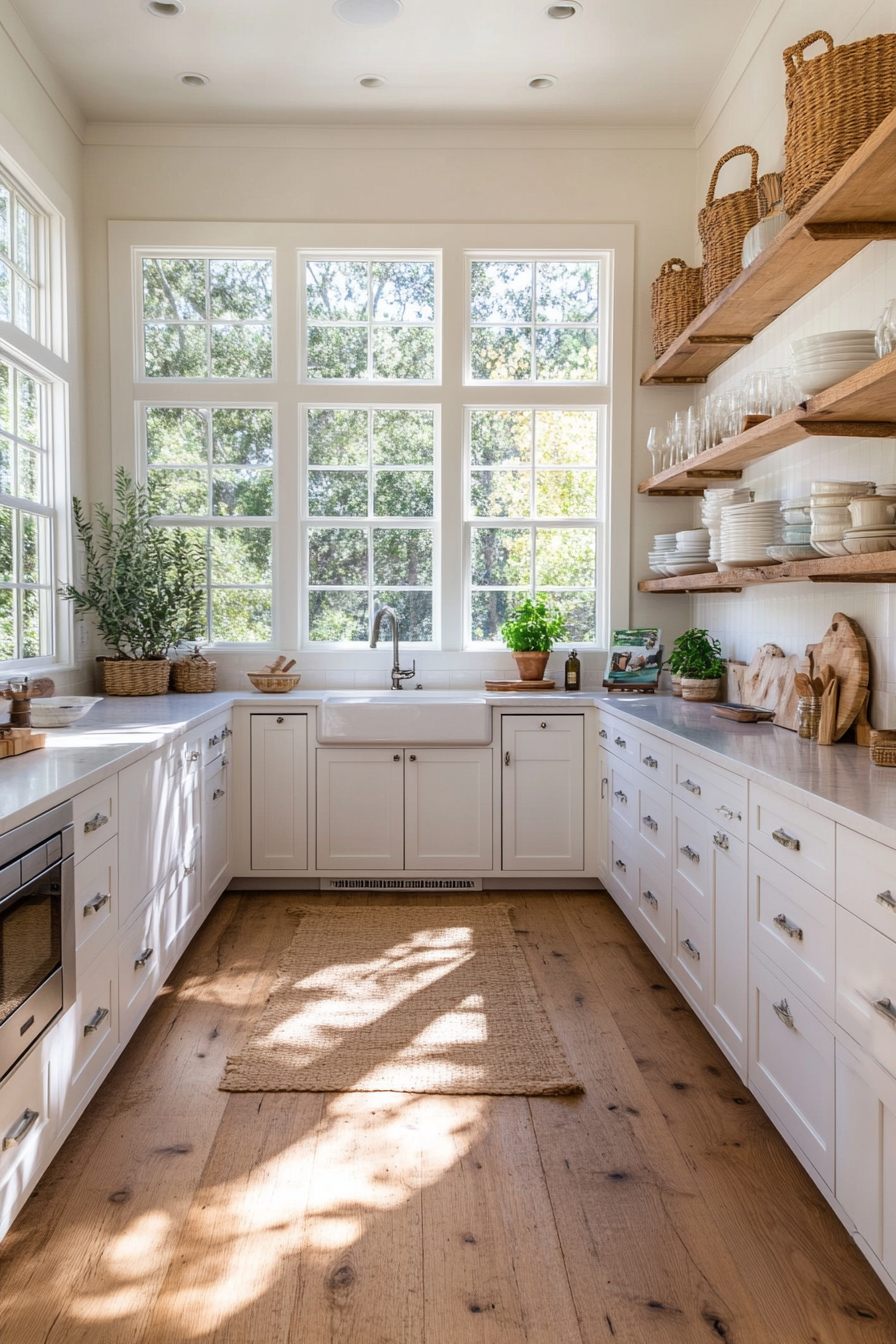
[718,499,782,568]
[665,528,714,576]
[810,480,875,557]
[647,533,679,576]
[701,486,753,565]
[790,330,877,398]
[768,496,815,560]
[842,492,896,554]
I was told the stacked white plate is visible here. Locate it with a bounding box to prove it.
[791,330,877,397]
[648,532,678,576]
[719,499,782,568]
[810,480,875,557]
[665,528,714,576]
[701,486,753,565]
[768,497,815,560]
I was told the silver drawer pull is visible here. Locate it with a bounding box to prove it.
[642,815,658,832]
[221,755,229,767]
[773,998,795,1029]
[614,736,626,748]
[773,913,804,941]
[772,827,800,851]
[713,831,729,851]
[222,725,232,738]
[643,754,658,768]
[134,946,154,969]
[874,997,896,1025]
[599,728,607,739]
[643,889,658,909]
[208,734,220,747]
[600,777,608,798]
[188,750,201,763]
[83,892,110,917]
[213,788,226,800]
[83,812,109,834]
[716,804,741,822]
[504,751,510,766]
[83,1007,109,1036]
[877,890,896,911]
[615,858,627,873]
[681,937,700,961]
[614,790,628,804]
[680,844,700,863]
[3,1108,39,1150]
[682,779,701,795]
[183,863,196,878]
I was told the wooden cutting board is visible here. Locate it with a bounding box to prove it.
[810,613,869,741]
[733,644,804,731]
[484,679,556,691]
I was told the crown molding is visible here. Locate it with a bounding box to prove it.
[0,0,86,142]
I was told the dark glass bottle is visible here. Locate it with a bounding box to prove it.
[564,649,581,692]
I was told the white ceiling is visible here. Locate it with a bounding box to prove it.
[9,0,762,126]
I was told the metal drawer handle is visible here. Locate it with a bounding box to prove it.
[716,804,741,822]
[682,779,701,795]
[83,1007,109,1036]
[877,890,896,911]
[773,913,804,941]
[188,750,201,763]
[540,722,547,729]
[83,812,109,834]
[83,892,110,916]
[681,938,700,961]
[772,827,800,852]
[615,858,627,873]
[183,863,196,878]
[208,734,220,747]
[600,777,608,798]
[599,728,607,739]
[614,790,628,804]
[222,725,232,738]
[643,889,658,909]
[642,815,658,832]
[680,844,700,863]
[504,751,510,766]
[614,736,626,748]
[713,831,729,851]
[213,788,226,800]
[874,997,896,1025]
[3,1108,39,1150]
[773,998,795,1029]
[221,755,229,767]
[134,946,154,969]
[643,755,658,768]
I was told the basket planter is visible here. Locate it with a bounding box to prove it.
[681,677,721,703]
[99,657,170,696]
[671,674,683,697]
[171,655,217,693]
[698,145,760,305]
[783,30,896,217]
[870,729,896,767]
[512,651,551,682]
[651,259,704,358]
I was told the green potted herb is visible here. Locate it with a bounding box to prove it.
[500,595,567,682]
[666,627,726,702]
[61,468,206,696]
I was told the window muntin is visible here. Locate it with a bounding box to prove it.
[467,407,600,645]
[144,405,274,643]
[469,259,599,382]
[303,258,438,382]
[0,359,53,660]
[141,258,273,379]
[0,180,38,340]
[305,406,437,643]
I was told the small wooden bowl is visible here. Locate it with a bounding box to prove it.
[246,672,302,693]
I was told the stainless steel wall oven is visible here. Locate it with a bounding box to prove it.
[0,802,74,1081]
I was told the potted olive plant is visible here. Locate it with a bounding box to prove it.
[500,595,567,681]
[666,627,726,702]
[61,468,206,696]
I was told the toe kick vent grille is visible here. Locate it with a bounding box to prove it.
[320,878,482,891]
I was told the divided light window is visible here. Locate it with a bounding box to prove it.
[141,257,273,379]
[469,259,600,382]
[0,176,38,339]
[0,359,52,659]
[303,257,437,381]
[305,407,436,643]
[145,406,274,642]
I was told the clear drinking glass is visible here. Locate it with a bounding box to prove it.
[647,426,662,476]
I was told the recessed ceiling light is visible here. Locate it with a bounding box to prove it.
[545,2,581,17]
[357,74,388,88]
[333,0,403,24]
[177,71,210,87]
[144,0,184,14]
[528,74,558,89]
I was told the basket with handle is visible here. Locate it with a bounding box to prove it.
[698,145,760,305]
[782,30,896,217]
[171,649,217,693]
[650,258,704,358]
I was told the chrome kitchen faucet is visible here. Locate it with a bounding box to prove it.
[370,604,416,690]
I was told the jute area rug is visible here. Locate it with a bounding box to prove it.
[221,903,581,1096]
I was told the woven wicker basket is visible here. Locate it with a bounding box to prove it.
[680,677,721,703]
[698,146,760,305]
[651,259,704,358]
[171,654,217,693]
[870,729,896,767]
[783,30,896,217]
[101,658,170,696]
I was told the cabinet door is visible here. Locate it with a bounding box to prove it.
[707,829,748,1071]
[250,714,308,871]
[317,749,404,870]
[405,749,492,870]
[501,716,584,871]
[202,757,231,902]
[119,740,199,924]
[597,747,610,880]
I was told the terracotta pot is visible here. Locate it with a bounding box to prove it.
[671,673,683,697]
[681,676,721,702]
[512,650,551,681]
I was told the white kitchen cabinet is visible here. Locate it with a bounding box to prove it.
[56,937,118,1129]
[750,845,835,1017]
[118,734,200,923]
[202,755,230,905]
[160,842,202,965]
[73,836,118,977]
[707,823,748,1071]
[0,1043,55,1240]
[72,776,118,865]
[404,749,492,870]
[608,824,638,908]
[836,902,896,1079]
[636,854,672,963]
[250,714,308,871]
[751,782,835,897]
[316,748,404,870]
[119,895,163,1043]
[501,715,584,871]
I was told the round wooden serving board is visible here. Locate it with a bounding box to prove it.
[810,612,869,741]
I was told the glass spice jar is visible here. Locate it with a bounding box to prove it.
[797,694,821,740]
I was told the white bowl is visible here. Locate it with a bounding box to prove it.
[798,367,876,396]
[842,535,893,555]
[742,213,789,267]
[849,499,896,527]
[793,329,876,350]
[811,539,850,557]
[30,696,103,728]
[813,480,874,493]
[766,544,817,560]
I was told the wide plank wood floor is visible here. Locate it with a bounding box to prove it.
[1,890,894,1344]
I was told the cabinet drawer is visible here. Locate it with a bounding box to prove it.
[672,799,709,913]
[750,783,834,896]
[671,888,709,1009]
[637,778,672,868]
[636,857,672,964]
[119,898,163,1041]
[600,715,638,765]
[750,846,835,1017]
[160,844,202,968]
[0,1044,54,1236]
[202,758,230,903]
[671,749,747,838]
[635,732,672,790]
[202,713,233,767]
[836,903,896,1079]
[608,825,637,907]
[837,824,896,939]
[59,939,118,1126]
[74,836,118,976]
[72,777,118,864]
[750,956,835,1188]
[608,757,638,837]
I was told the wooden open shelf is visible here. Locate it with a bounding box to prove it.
[641,107,896,387]
[638,549,896,595]
[638,351,896,495]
